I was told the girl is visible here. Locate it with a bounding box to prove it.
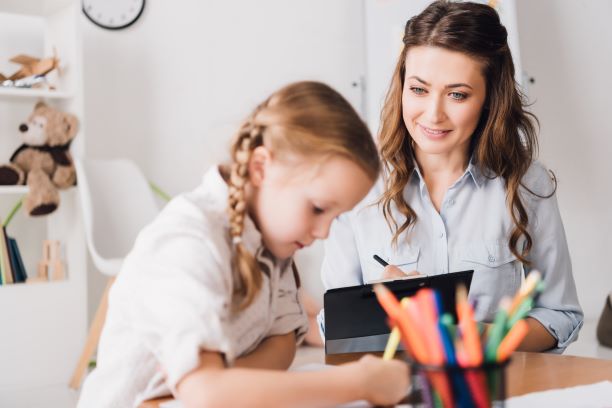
[77,81,410,408]
[321,1,582,353]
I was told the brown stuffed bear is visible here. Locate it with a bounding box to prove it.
[0,101,78,216]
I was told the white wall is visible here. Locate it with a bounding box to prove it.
[517,0,612,319]
[82,0,612,323]
[81,0,366,317]
[363,0,431,136]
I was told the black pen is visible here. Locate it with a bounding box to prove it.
[373,254,389,267]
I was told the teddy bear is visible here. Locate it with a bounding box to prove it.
[0,101,78,216]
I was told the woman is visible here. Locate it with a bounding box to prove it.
[321,1,582,353]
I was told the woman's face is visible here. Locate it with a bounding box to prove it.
[402,46,487,161]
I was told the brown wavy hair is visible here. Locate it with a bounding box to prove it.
[227,81,379,309]
[378,0,553,263]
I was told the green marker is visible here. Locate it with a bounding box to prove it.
[440,313,456,340]
[485,298,511,362]
[507,297,534,329]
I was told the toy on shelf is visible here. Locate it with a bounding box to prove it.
[0,102,79,216]
[0,49,60,90]
[28,240,66,283]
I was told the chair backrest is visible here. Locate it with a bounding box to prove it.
[75,158,160,276]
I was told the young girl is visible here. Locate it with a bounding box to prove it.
[321,1,583,353]
[77,81,409,408]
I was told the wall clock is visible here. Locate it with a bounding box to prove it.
[83,0,145,30]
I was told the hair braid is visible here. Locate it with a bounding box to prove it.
[228,119,265,310]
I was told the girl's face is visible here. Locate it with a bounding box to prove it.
[402,46,487,161]
[248,149,373,260]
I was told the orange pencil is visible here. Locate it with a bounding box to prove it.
[383,297,412,360]
[415,289,445,365]
[456,338,489,408]
[508,271,541,316]
[373,285,428,362]
[413,290,454,408]
[456,285,483,366]
[496,319,529,361]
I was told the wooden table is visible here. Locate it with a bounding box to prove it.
[327,351,612,398]
[141,351,612,407]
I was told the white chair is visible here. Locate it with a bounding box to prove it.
[69,158,161,389]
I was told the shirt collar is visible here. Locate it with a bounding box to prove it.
[409,155,486,189]
[466,156,486,188]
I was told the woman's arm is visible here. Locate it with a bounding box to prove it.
[522,164,583,352]
[233,332,296,370]
[176,352,410,408]
[518,317,557,351]
[321,213,364,289]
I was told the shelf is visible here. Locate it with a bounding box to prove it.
[0,279,68,291]
[0,185,28,195]
[0,87,72,101]
[0,276,86,387]
[0,0,86,390]
[0,0,74,16]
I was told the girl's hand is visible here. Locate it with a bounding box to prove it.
[356,354,410,405]
[382,265,422,280]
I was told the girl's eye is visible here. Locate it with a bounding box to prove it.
[313,206,325,215]
[410,86,426,95]
[449,91,467,101]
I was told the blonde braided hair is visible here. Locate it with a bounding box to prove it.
[228,115,265,310]
[226,81,380,309]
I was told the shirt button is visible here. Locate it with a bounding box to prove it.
[448,199,455,206]
[488,255,496,263]
[439,232,444,238]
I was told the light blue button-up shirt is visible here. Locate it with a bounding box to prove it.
[321,160,583,352]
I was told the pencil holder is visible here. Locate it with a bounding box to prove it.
[408,359,510,408]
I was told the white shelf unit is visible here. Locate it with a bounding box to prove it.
[0,0,87,391]
[0,186,29,194]
[0,87,73,101]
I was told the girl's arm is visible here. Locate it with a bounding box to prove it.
[233,332,296,370]
[176,351,410,408]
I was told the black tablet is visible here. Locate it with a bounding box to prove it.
[324,270,473,354]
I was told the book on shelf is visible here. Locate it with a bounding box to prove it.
[0,223,13,284]
[8,236,27,283]
[0,227,3,285]
[0,223,28,285]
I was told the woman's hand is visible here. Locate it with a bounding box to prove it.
[355,354,410,406]
[382,265,423,280]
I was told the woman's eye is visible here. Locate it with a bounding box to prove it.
[449,91,467,100]
[313,206,325,215]
[410,86,426,95]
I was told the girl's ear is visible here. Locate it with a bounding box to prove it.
[248,146,271,187]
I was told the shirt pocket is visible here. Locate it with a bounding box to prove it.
[388,245,420,274]
[460,241,521,322]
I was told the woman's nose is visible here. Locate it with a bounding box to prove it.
[426,96,445,123]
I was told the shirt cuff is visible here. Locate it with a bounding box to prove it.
[316,308,326,343]
[159,329,234,394]
[528,307,584,353]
